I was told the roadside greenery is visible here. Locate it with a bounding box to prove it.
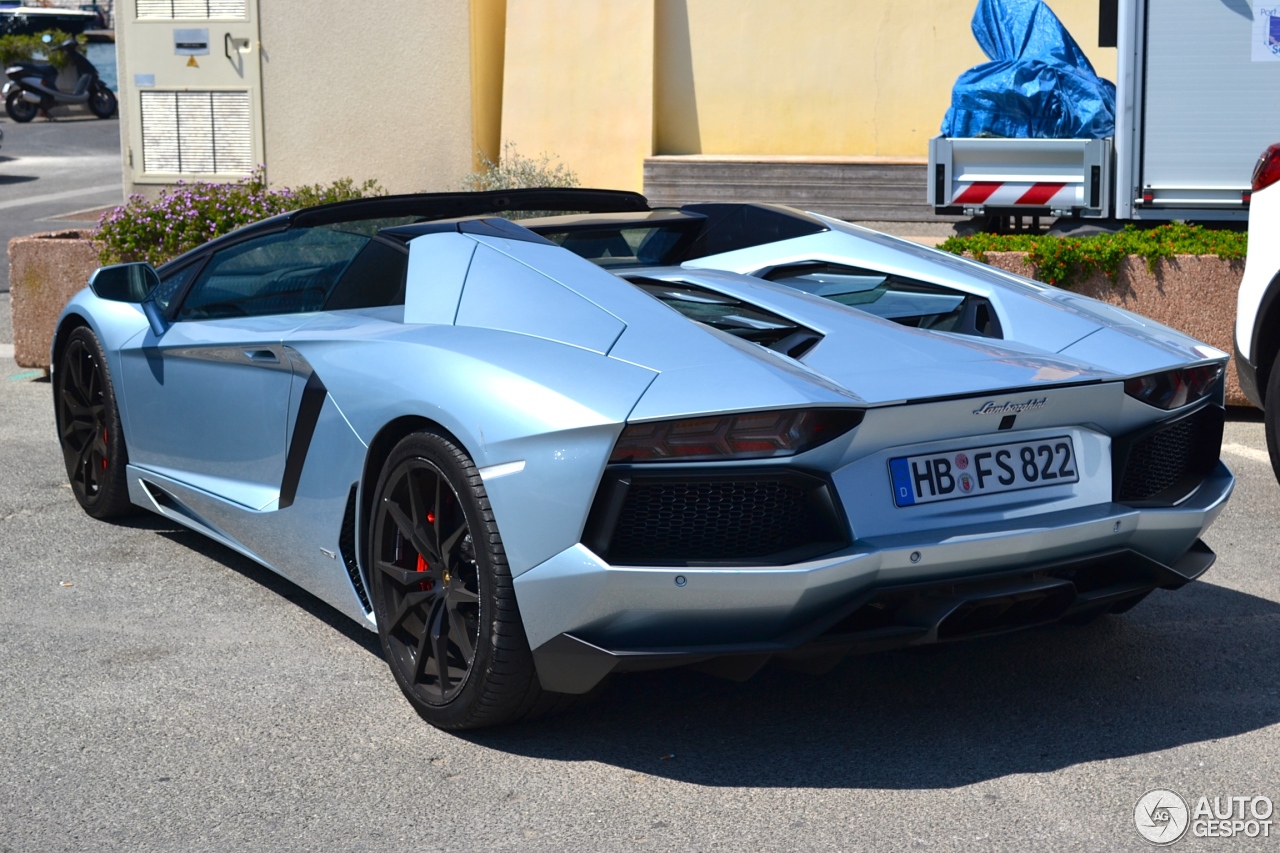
[94,167,384,266]
[938,223,1248,288]
[462,141,579,191]
[0,31,85,70]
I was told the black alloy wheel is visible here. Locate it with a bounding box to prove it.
[5,89,38,123]
[374,452,482,705]
[56,327,133,518]
[369,431,567,730]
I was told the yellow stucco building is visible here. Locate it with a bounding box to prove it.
[495,0,1115,192]
[117,0,1115,216]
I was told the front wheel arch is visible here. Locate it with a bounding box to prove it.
[1250,269,1280,406]
[51,313,91,370]
[50,313,91,419]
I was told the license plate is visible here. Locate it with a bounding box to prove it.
[888,435,1078,507]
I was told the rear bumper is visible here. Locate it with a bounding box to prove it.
[515,461,1233,694]
[531,541,1215,694]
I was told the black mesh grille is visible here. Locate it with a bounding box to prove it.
[1116,406,1222,504]
[338,484,372,613]
[597,473,845,564]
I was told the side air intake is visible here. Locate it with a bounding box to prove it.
[338,484,372,613]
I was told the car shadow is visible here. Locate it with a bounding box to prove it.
[0,173,38,185]
[121,512,1280,790]
[142,521,384,659]
[1227,406,1263,423]
[465,581,1280,790]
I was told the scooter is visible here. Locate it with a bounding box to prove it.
[3,35,116,122]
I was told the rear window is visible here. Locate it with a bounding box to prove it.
[537,222,700,269]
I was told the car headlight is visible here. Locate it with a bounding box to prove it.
[608,408,864,463]
[1123,365,1222,410]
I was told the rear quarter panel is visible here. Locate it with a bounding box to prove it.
[287,318,657,577]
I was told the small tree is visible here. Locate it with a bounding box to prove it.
[462,142,579,191]
[0,31,85,70]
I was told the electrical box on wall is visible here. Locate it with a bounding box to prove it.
[119,0,263,185]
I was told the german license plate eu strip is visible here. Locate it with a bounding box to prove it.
[889,435,1078,507]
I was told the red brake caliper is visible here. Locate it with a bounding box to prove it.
[415,553,432,591]
[102,429,109,470]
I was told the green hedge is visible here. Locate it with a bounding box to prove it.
[95,167,384,267]
[937,223,1248,288]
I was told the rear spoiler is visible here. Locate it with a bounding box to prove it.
[290,188,651,228]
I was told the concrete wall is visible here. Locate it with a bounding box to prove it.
[116,0,1114,197]
[502,0,1116,190]
[501,0,654,191]
[470,0,507,168]
[258,0,476,194]
[654,0,1114,158]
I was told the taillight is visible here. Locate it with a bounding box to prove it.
[1252,143,1280,192]
[1123,365,1222,410]
[608,408,864,463]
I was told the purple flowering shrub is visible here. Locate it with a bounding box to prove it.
[95,167,384,266]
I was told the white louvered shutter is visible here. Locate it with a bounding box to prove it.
[136,0,247,20]
[140,91,253,176]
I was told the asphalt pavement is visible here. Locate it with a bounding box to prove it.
[1,333,1278,852]
[0,111,123,294]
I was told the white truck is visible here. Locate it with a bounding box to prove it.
[929,0,1280,226]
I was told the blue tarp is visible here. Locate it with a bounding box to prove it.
[941,0,1116,139]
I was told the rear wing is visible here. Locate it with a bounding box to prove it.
[290,187,651,227]
[928,136,1112,219]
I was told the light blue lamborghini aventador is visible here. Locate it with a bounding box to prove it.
[52,189,1233,729]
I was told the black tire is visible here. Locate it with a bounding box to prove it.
[55,326,134,518]
[1264,348,1280,486]
[87,83,116,119]
[5,90,37,123]
[368,430,564,730]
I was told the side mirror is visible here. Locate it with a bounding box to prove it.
[89,262,169,336]
[89,262,160,303]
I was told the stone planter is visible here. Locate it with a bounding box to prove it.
[970,252,1247,407]
[8,230,100,371]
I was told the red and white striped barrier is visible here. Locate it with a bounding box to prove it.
[951,181,1081,208]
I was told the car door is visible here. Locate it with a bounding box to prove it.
[118,225,372,510]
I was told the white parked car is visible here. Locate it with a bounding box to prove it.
[1235,143,1280,479]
